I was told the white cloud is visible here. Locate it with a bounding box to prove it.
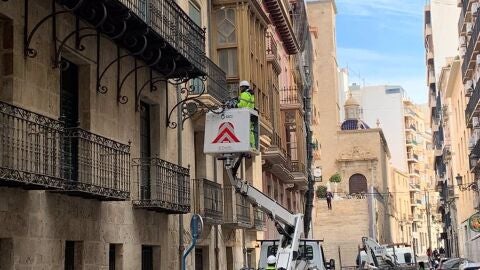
[335,0,423,18]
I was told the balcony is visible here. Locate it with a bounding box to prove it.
[251,208,266,231]
[263,0,299,54]
[64,0,206,78]
[405,124,417,133]
[61,128,131,200]
[280,88,303,109]
[0,102,131,200]
[407,153,419,163]
[465,79,480,126]
[266,33,281,74]
[0,101,65,189]
[462,14,480,81]
[193,178,223,224]
[410,198,422,207]
[263,133,294,182]
[406,139,419,147]
[409,183,421,192]
[132,157,190,214]
[290,161,307,186]
[223,186,252,228]
[410,169,420,178]
[192,58,229,106]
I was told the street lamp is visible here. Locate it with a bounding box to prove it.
[455,174,479,192]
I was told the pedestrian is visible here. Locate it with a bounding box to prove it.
[326,190,333,210]
[237,80,256,149]
[266,255,276,270]
[439,246,445,255]
[419,261,426,270]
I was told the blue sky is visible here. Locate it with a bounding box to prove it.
[334,0,426,103]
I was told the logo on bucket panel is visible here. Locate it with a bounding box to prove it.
[212,122,240,143]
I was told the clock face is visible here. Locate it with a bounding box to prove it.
[469,213,480,233]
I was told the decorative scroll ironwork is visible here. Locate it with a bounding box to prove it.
[166,76,228,129]
[458,182,479,192]
[24,0,86,58]
[132,157,191,214]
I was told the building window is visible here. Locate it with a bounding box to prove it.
[218,48,238,77]
[141,246,153,270]
[109,244,123,270]
[216,9,236,44]
[141,245,160,270]
[189,1,201,27]
[65,241,82,270]
[0,238,13,268]
[348,174,367,194]
[140,101,151,200]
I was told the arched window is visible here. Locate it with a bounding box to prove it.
[349,174,367,194]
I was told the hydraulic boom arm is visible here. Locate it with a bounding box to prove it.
[223,154,304,270]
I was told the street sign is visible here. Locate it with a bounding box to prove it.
[313,167,322,178]
[190,214,204,239]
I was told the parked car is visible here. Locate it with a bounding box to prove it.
[459,262,480,270]
[438,258,474,270]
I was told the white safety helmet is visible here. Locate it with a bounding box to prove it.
[239,80,250,88]
[267,255,276,265]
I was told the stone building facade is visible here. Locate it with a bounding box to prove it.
[0,0,314,269]
[313,95,392,267]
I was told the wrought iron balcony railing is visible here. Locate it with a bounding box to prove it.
[466,79,480,126]
[462,14,480,79]
[198,58,229,104]
[193,178,223,224]
[252,208,266,231]
[223,186,252,227]
[62,128,131,200]
[280,88,303,107]
[291,161,306,174]
[266,33,281,73]
[132,157,190,214]
[0,102,131,200]
[0,101,65,189]
[144,0,206,73]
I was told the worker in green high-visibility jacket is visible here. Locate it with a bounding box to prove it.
[237,80,256,149]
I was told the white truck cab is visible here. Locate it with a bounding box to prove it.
[257,239,335,270]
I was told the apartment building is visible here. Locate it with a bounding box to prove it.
[0,0,315,269]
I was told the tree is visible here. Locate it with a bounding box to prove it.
[329,172,342,183]
[316,185,327,199]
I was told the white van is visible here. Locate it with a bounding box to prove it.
[385,245,414,265]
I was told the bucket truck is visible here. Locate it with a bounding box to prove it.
[204,108,333,270]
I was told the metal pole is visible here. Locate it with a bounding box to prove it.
[426,190,433,252]
[177,85,184,270]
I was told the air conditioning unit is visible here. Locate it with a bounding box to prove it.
[467,23,473,34]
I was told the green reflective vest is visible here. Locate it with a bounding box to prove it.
[265,265,276,270]
[237,91,255,109]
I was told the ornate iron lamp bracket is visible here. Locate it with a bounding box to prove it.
[166,77,226,129]
[458,182,479,192]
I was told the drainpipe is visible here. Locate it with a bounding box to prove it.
[177,85,185,270]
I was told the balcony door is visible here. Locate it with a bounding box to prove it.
[140,101,151,200]
[60,59,79,181]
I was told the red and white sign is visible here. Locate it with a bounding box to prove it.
[212,122,240,143]
[204,108,258,154]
